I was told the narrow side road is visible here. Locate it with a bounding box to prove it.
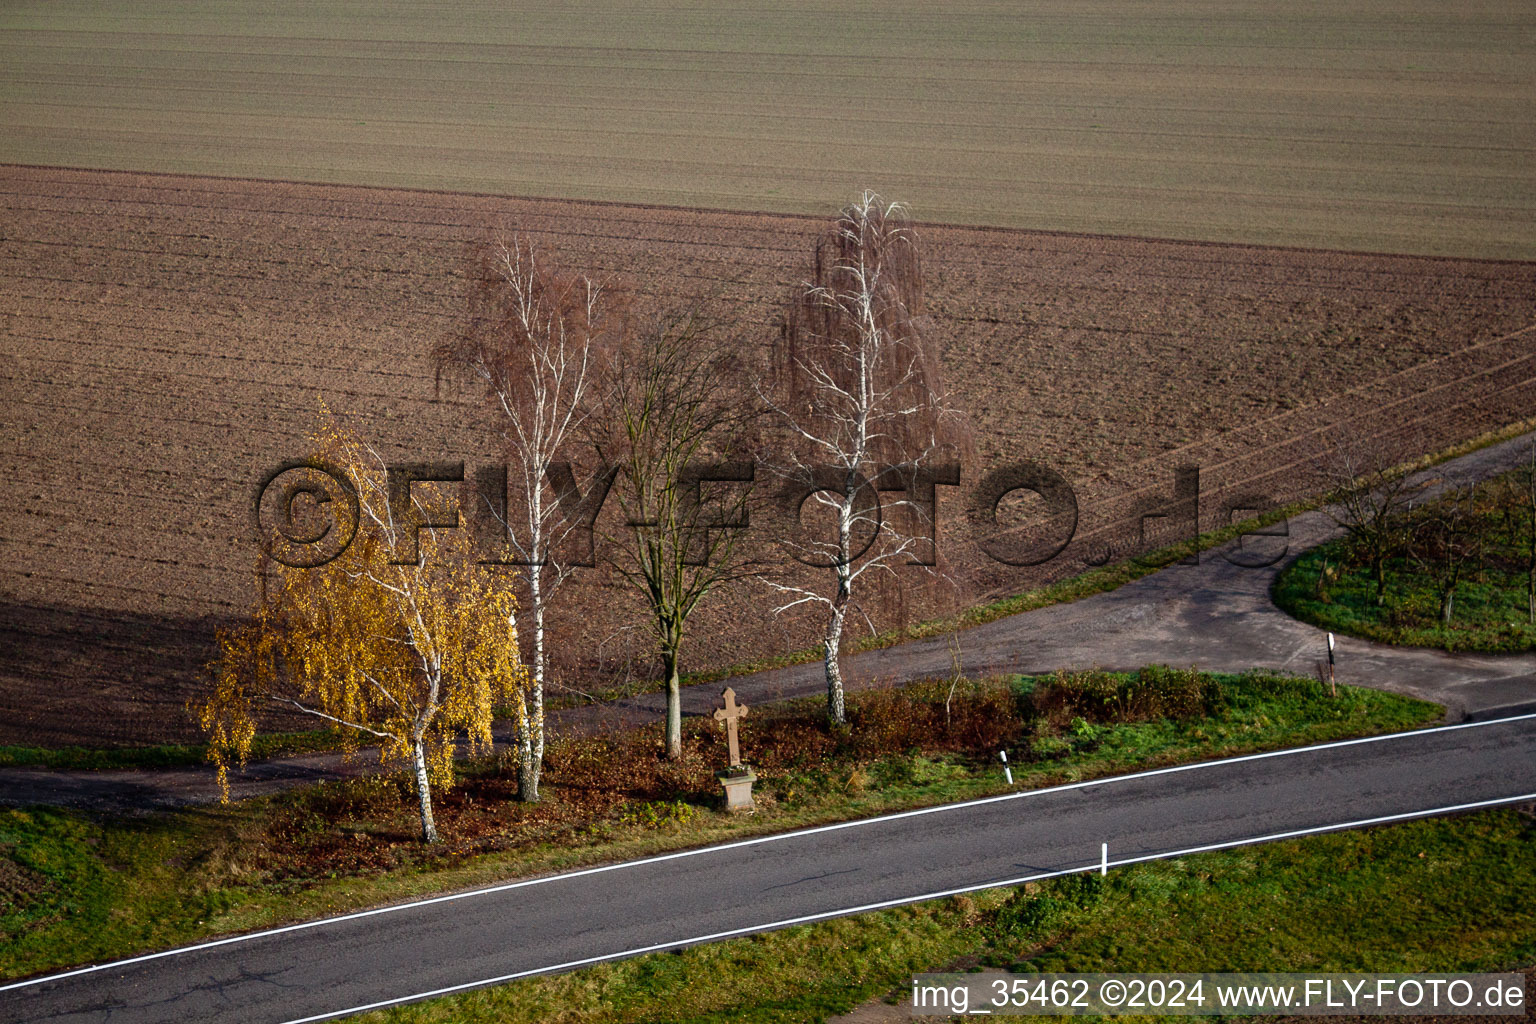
[7,432,1534,811]
[4,714,1533,1024]
[692,430,1536,724]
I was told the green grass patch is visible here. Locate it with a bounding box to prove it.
[1273,462,1536,653]
[0,729,351,772]
[1275,544,1536,652]
[332,809,1535,1023]
[0,669,1438,982]
[1006,810,1535,975]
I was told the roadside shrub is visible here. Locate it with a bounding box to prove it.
[1031,669,1119,728]
[1068,716,1102,741]
[842,684,929,753]
[617,799,695,830]
[845,679,1028,756]
[302,774,410,820]
[1032,666,1215,729]
[946,682,1032,749]
[1131,664,1220,719]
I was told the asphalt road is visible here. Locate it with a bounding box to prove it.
[5,714,1535,1024]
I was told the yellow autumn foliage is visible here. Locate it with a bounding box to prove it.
[197,413,528,812]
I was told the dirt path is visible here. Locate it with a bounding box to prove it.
[3,432,1533,813]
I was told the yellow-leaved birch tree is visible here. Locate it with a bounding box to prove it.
[198,417,528,843]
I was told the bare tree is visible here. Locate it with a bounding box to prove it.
[1408,486,1486,625]
[597,304,758,759]
[1318,434,1425,608]
[435,233,618,802]
[762,192,960,725]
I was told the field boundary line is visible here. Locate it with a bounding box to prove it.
[5,163,1535,265]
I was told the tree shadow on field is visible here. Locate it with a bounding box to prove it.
[0,601,307,748]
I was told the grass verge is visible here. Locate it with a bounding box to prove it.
[0,729,351,772]
[0,669,1438,982]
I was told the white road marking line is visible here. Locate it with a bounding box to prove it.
[4,710,1532,997]
[280,791,1536,1024]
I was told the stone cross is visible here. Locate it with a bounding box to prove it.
[713,687,750,767]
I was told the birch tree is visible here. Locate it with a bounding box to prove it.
[599,305,757,759]
[435,233,617,802]
[198,420,525,843]
[763,192,958,725]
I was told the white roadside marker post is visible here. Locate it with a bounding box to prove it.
[1327,632,1337,697]
[999,750,1013,785]
[1101,842,1108,876]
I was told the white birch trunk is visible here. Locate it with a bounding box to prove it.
[521,562,545,802]
[412,737,439,844]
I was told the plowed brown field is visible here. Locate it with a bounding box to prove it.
[3,165,1535,746]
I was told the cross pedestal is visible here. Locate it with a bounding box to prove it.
[717,768,757,811]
